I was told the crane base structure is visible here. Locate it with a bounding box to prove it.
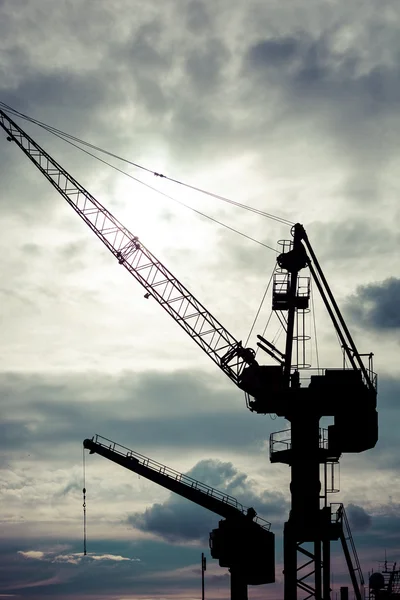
[255,224,376,600]
[271,427,364,600]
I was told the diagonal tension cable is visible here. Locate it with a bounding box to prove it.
[1,103,278,252]
[82,445,87,557]
[0,102,293,227]
[245,268,275,347]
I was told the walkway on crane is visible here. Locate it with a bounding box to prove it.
[85,434,271,531]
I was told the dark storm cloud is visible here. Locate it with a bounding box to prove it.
[309,220,400,261]
[128,458,288,543]
[108,19,172,116]
[248,37,300,67]
[185,0,211,34]
[0,1,233,211]
[243,26,400,209]
[188,460,288,520]
[341,512,400,563]
[0,108,118,219]
[1,71,106,116]
[1,2,398,171]
[129,496,214,544]
[0,369,276,461]
[1,1,397,222]
[0,239,90,294]
[2,369,400,470]
[377,378,400,410]
[347,503,372,532]
[184,39,230,93]
[126,20,171,71]
[246,30,399,115]
[345,278,400,330]
[0,53,118,155]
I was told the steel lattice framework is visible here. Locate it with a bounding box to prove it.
[0,108,256,384]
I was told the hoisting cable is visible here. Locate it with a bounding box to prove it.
[245,268,275,347]
[272,324,284,346]
[256,311,274,360]
[0,102,293,227]
[311,280,320,371]
[260,310,274,341]
[82,445,87,556]
[1,105,277,252]
[47,128,277,250]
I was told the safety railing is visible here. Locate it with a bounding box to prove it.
[90,434,271,530]
[269,427,329,459]
[296,367,377,392]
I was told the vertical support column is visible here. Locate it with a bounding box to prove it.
[278,225,305,386]
[279,224,325,600]
[340,587,349,600]
[284,521,297,600]
[283,264,299,384]
[284,414,322,600]
[315,541,322,600]
[230,569,248,600]
[201,552,206,600]
[290,416,321,534]
[323,537,331,600]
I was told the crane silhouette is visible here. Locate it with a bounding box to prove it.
[0,106,377,600]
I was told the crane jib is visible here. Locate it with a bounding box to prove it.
[83,434,272,530]
[0,108,257,386]
[0,106,376,406]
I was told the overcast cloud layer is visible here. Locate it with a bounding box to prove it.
[1,1,400,598]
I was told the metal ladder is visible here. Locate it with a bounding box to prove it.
[332,503,365,600]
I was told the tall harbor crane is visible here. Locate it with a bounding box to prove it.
[83,434,275,600]
[0,106,378,600]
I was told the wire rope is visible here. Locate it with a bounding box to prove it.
[245,268,275,347]
[82,446,87,557]
[1,103,279,252]
[311,279,320,371]
[0,102,293,226]
[272,324,284,346]
[53,130,278,252]
[261,310,274,340]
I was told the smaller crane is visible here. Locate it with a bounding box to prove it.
[83,434,275,600]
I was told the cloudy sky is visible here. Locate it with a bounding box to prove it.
[1,0,399,598]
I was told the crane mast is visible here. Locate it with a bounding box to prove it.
[265,226,377,600]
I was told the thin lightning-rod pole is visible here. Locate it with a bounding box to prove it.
[83,446,87,556]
